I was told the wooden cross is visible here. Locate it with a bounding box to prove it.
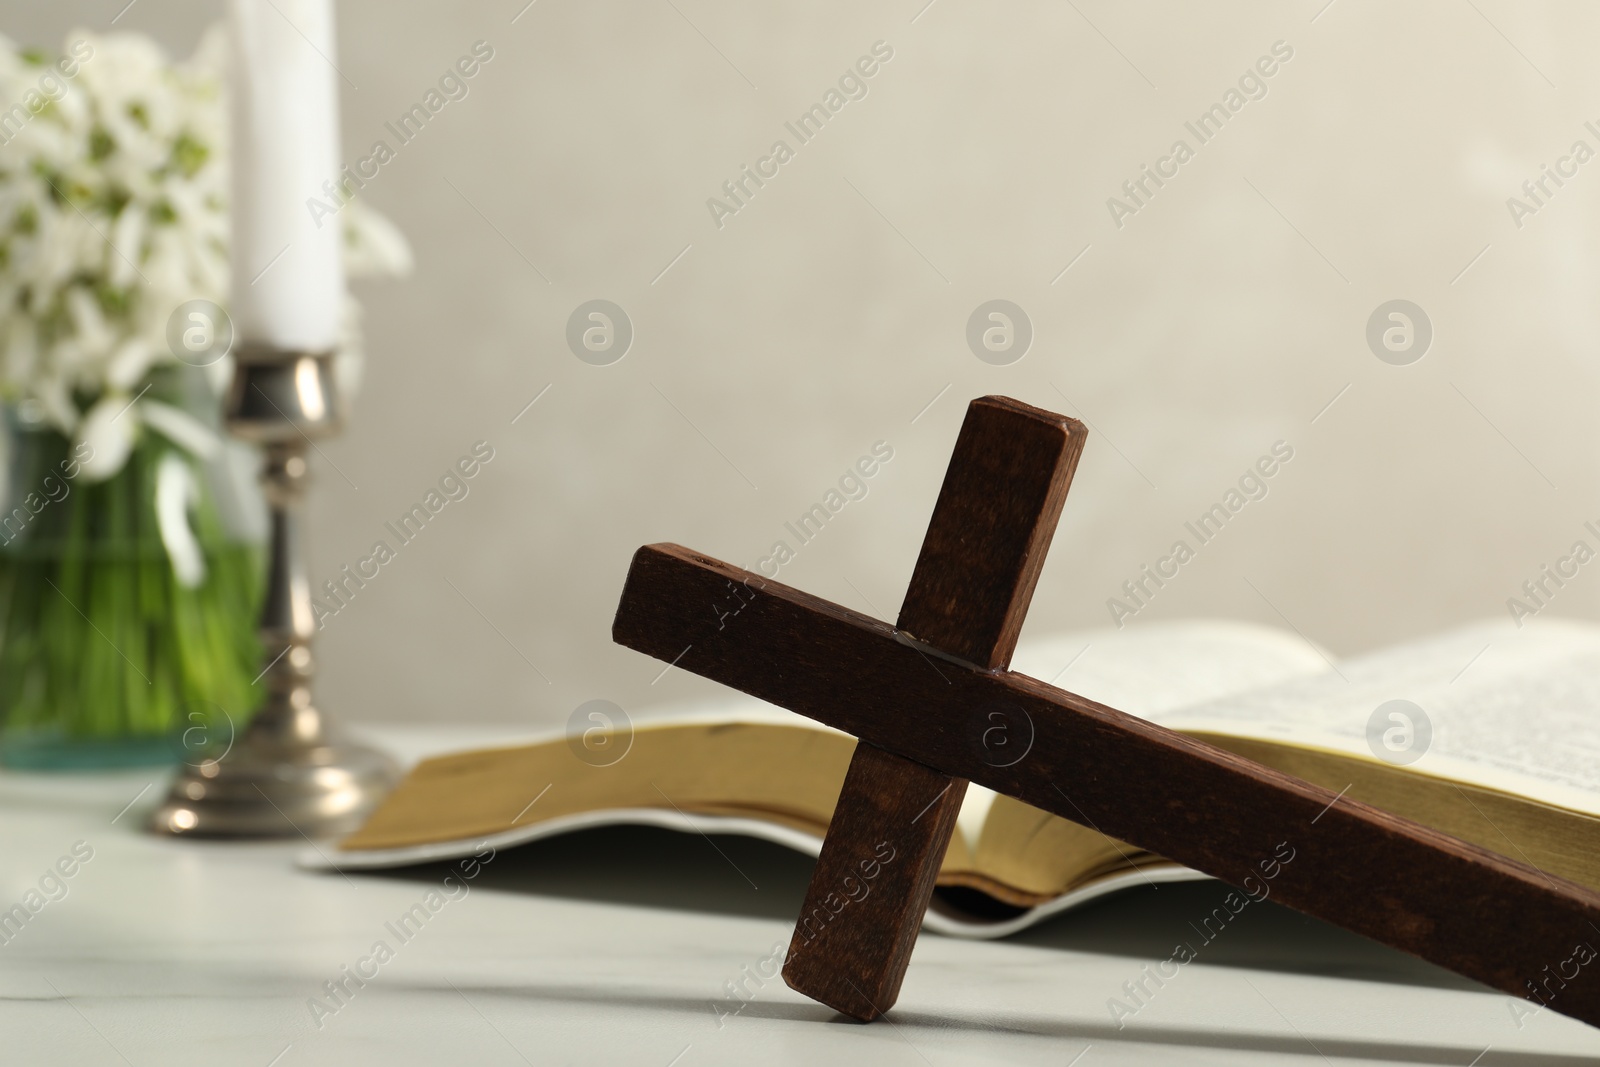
[612,395,1600,1028]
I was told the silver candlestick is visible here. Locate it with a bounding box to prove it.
[150,344,399,838]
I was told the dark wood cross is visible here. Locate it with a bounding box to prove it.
[612,395,1600,1028]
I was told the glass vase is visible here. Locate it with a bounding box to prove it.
[0,418,262,769]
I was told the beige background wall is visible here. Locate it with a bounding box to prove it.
[7,1,1600,729]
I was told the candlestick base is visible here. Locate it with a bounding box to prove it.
[150,728,399,839]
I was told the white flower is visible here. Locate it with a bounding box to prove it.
[105,336,152,389]
[65,286,112,358]
[139,397,219,458]
[0,26,409,482]
[74,393,135,480]
[155,451,205,586]
[343,198,413,277]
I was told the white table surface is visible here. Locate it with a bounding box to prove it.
[2,725,1597,1067]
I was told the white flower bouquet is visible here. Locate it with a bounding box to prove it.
[0,28,408,765]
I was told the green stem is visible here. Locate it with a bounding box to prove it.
[0,426,262,747]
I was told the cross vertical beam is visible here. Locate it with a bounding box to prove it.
[781,397,1085,1020]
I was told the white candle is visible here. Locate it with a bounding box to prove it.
[228,0,345,351]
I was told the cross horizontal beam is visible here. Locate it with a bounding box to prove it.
[614,542,1600,1026]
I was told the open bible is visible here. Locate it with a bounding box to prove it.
[313,617,1600,938]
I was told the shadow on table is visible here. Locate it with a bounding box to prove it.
[352,824,1478,995]
[1009,879,1484,994]
[352,824,812,922]
[427,981,1583,1067]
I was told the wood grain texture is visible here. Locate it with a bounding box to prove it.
[781,743,964,1020]
[613,541,1600,1028]
[895,396,1085,669]
[781,397,1086,1019]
